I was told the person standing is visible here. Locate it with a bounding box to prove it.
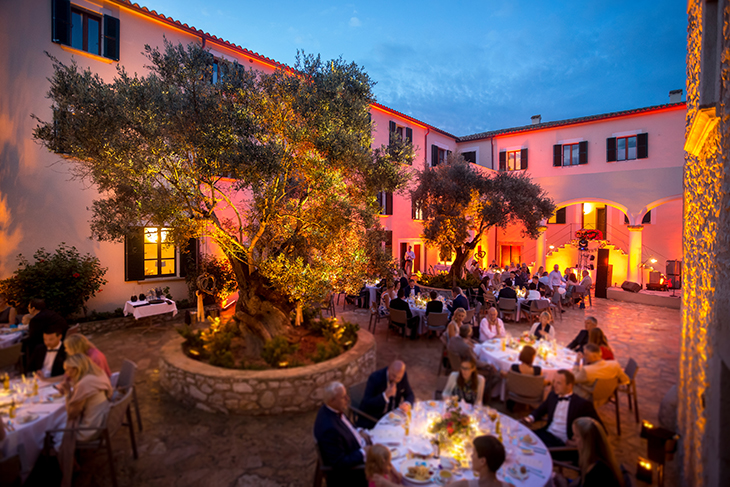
[404,245,415,278]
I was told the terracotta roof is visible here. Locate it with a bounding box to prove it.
[457,102,687,142]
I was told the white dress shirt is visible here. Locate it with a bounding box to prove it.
[546,394,572,443]
[479,317,505,341]
[42,341,62,378]
[548,271,564,288]
[527,290,541,300]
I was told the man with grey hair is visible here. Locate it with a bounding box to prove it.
[567,316,598,353]
[358,360,414,428]
[314,381,368,487]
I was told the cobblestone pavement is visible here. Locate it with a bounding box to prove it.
[73,296,680,487]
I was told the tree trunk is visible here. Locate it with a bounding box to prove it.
[448,239,479,285]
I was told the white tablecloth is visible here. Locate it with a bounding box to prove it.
[409,305,427,335]
[365,286,379,307]
[1,383,68,479]
[371,401,552,486]
[0,331,23,349]
[123,300,178,320]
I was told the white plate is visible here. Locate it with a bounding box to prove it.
[399,459,436,484]
[406,438,433,457]
[17,413,39,424]
[382,411,404,424]
[507,465,530,481]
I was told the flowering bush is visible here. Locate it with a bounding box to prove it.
[575,229,603,240]
[0,243,107,318]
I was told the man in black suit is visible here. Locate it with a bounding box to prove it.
[447,287,469,316]
[22,298,67,365]
[405,279,421,298]
[522,369,603,448]
[388,289,420,339]
[425,291,443,315]
[497,279,517,301]
[28,324,67,379]
[314,382,369,487]
[358,360,415,428]
[566,316,598,352]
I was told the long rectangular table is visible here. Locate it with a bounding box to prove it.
[123,299,178,320]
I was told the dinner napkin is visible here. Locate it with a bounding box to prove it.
[520,456,544,470]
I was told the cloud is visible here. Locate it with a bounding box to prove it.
[349,17,361,27]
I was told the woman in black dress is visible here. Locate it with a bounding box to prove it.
[554,417,624,487]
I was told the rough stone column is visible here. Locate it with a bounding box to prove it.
[626,225,644,284]
[534,225,548,272]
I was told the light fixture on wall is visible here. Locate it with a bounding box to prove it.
[583,203,593,215]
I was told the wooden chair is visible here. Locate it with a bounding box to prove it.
[505,371,545,409]
[347,381,378,427]
[46,388,138,487]
[497,298,517,322]
[313,441,365,487]
[463,307,477,327]
[425,312,449,338]
[484,292,498,310]
[0,454,22,487]
[66,324,81,337]
[619,358,640,423]
[114,359,143,432]
[590,377,622,436]
[0,343,22,371]
[367,304,387,335]
[521,300,549,324]
[387,308,408,340]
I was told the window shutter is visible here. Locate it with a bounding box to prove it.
[556,207,566,224]
[51,0,71,45]
[411,199,417,219]
[385,192,393,215]
[103,14,120,61]
[431,145,439,166]
[389,121,396,133]
[124,228,145,281]
[499,151,506,171]
[553,145,562,167]
[578,141,588,164]
[405,127,413,144]
[520,148,528,170]
[179,238,199,278]
[606,137,617,162]
[637,133,648,159]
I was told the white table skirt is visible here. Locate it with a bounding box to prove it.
[0,331,23,349]
[123,300,178,320]
[366,286,378,307]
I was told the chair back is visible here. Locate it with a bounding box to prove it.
[427,312,449,330]
[530,300,549,312]
[448,351,462,372]
[0,343,22,369]
[388,308,408,325]
[505,371,544,406]
[485,292,497,307]
[624,358,639,381]
[573,285,586,295]
[66,324,80,337]
[463,308,476,326]
[498,298,517,311]
[105,388,135,439]
[591,377,620,408]
[348,381,368,412]
[0,454,22,487]
[115,359,138,391]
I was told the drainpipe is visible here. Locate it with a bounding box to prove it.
[491,137,494,170]
[424,127,430,169]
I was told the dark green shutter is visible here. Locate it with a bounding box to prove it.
[405,127,413,144]
[578,141,588,164]
[606,137,617,162]
[499,151,506,171]
[179,238,199,278]
[124,228,145,281]
[637,133,648,159]
[385,192,393,215]
[103,15,120,61]
[389,121,396,133]
[553,144,562,166]
[431,145,439,166]
[411,199,417,219]
[520,148,528,170]
[52,0,71,45]
[447,150,452,163]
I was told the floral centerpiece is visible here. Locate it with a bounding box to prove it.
[428,396,477,466]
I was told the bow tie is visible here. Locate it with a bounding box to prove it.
[557,396,571,402]
[47,348,60,353]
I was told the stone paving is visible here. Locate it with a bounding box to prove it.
[72,295,681,487]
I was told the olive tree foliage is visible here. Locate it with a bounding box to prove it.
[412,154,555,283]
[33,41,412,355]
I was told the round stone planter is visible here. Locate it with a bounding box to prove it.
[158,329,376,415]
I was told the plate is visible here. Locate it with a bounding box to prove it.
[399,459,436,484]
[384,411,404,424]
[406,439,434,457]
[519,446,534,455]
[520,434,537,445]
[507,465,530,481]
[17,413,39,424]
[388,445,405,459]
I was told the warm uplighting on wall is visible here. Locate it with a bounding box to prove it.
[583,203,593,215]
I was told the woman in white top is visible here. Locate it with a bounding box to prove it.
[59,353,113,441]
[378,283,396,316]
[442,358,485,405]
[479,307,505,342]
[530,310,556,340]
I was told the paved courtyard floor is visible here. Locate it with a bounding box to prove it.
[73,296,681,487]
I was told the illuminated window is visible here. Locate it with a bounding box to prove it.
[143,227,176,277]
[499,149,528,171]
[377,192,393,215]
[411,199,423,220]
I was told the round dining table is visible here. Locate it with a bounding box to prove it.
[369,400,553,486]
[0,330,24,349]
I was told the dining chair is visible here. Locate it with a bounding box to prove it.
[0,454,22,487]
[425,311,449,338]
[619,358,640,423]
[313,441,365,487]
[367,304,387,335]
[497,298,517,322]
[114,359,143,432]
[65,324,81,337]
[571,285,586,308]
[347,381,378,427]
[45,388,138,487]
[590,377,621,436]
[386,308,408,340]
[463,307,477,327]
[0,343,22,371]
[505,371,544,409]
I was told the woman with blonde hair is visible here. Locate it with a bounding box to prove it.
[529,311,556,340]
[554,417,623,487]
[58,354,113,441]
[365,443,403,486]
[443,307,467,344]
[64,334,112,377]
[588,327,615,360]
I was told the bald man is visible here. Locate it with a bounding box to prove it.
[358,360,415,428]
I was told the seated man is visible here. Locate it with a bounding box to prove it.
[425,291,443,315]
[22,298,68,362]
[579,270,593,290]
[497,279,517,301]
[447,287,469,315]
[314,382,369,487]
[573,344,630,399]
[522,369,602,448]
[405,279,421,298]
[479,307,505,342]
[567,316,598,353]
[358,360,414,428]
[28,324,67,380]
[388,289,420,339]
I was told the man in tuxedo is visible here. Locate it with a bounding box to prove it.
[22,298,67,364]
[522,370,602,448]
[358,360,415,428]
[425,291,443,315]
[388,289,420,339]
[497,279,517,301]
[447,287,469,316]
[28,324,67,379]
[314,382,369,487]
[567,316,598,352]
[405,279,421,298]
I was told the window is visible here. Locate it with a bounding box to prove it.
[499,148,528,171]
[124,228,197,281]
[548,207,567,224]
[411,199,423,220]
[624,211,652,225]
[607,134,648,162]
[462,151,477,164]
[377,191,393,215]
[52,0,120,61]
[143,228,176,277]
[389,121,412,144]
[553,142,587,166]
[431,145,451,167]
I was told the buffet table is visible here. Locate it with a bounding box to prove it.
[123,299,178,320]
[369,400,552,486]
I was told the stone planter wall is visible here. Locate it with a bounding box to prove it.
[78,306,218,335]
[158,329,377,415]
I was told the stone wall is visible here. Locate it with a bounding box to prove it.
[78,306,217,335]
[158,329,377,415]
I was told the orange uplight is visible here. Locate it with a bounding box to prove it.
[660,277,665,285]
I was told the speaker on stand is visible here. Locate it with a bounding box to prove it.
[666,260,682,297]
[595,249,611,299]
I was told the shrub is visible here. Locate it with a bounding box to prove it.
[311,341,343,363]
[0,243,107,318]
[261,336,299,368]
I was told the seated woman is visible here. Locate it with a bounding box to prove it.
[64,334,112,377]
[529,311,556,340]
[554,417,624,487]
[588,327,615,360]
[425,290,443,315]
[442,358,485,405]
[490,272,502,289]
[442,308,467,345]
[379,283,396,316]
[504,345,542,377]
[477,276,490,305]
[58,354,113,441]
[0,293,17,326]
[526,282,541,301]
[450,435,508,487]
[479,307,505,342]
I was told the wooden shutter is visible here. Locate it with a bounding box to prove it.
[389,121,396,133]
[553,144,562,166]
[499,151,506,171]
[124,228,145,281]
[556,207,567,224]
[385,192,393,215]
[411,199,417,219]
[431,145,439,166]
[606,137,617,162]
[51,0,71,45]
[637,133,648,159]
[405,127,413,144]
[520,148,528,170]
[179,238,199,278]
[103,14,120,61]
[578,141,588,164]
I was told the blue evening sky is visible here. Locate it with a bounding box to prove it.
[140,0,687,136]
